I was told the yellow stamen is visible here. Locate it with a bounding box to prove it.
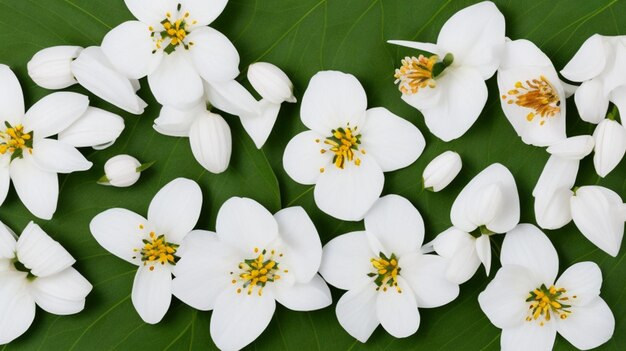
[394,55,438,95]
[525,284,572,326]
[503,76,561,126]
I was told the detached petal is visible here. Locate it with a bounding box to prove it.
[274,274,332,311]
[0,64,25,126]
[546,135,595,160]
[532,155,578,198]
[475,234,492,276]
[431,227,480,284]
[534,187,574,230]
[556,298,614,350]
[247,62,296,104]
[148,50,204,109]
[320,231,375,291]
[575,79,610,124]
[204,79,258,117]
[216,197,279,254]
[89,208,148,265]
[400,253,459,308]
[101,21,162,79]
[0,271,35,345]
[153,103,204,137]
[188,26,239,83]
[500,224,558,284]
[376,277,420,338]
[10,157,58,220]
[282,130,332,185]
[27,46,82,90]
[555,262,602,307]
[239,99,281,149]
[188,111,232,174]
[31,139,92,174]
[59,107,125,148]
[30,267,92,315]
[23,92,89,138]
[561,34,608,82]
[131,264,172,324]
[16,222,75,277]
[593,118,626,177]
[335,282,379,343]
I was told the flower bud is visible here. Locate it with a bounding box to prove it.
[189,111,232,174]
[100,155,149,187]
[28,46,83,90]
[423,151,462,191]
[247,62,297,104]
[593,118,626,177]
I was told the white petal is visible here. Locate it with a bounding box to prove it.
[71,46,147,115]
[469,183,503,229]
[610,84,626,119]
[314,156,384,221]
[31,139,92,174]
[500,317,556,351]
[0,222,16,259]
[556,298,614,350]
[422,151,462,192]
[0,64,25,126]
[216,197,279,254]
[534,187,574,230]
[89,208,148,265]
[436,1,505,79]
[188,111,232,174]
[27,46,82,90]
[188,26,239,83]
[400,253,459,308]
[147,50,204,109]
[58,107,125,148]
[124,0,178,25]
[274,207,321,283]
[501,224,558,284]
[478,265,537,329]
[561,34,608,82]
[320,231,375,291]
[364,195,424,256]
[0,271,35,345]
[0,165,10,212]
[335,282,379,343]
[451,163,519,233]
[23,92,89,138]
[555,262,602,307]
[210,288,276,351]
[30,267,92,315]
[574,79,609,124]
[420,67,488,141]
[282,130,332,185]
[546,135,595,160]
[153,103,204,137]
[181,0,227,26]
[570,186,624,257]
[475,234,492,276]
[532,155,578,198]
[593,118,626,177]
[132,264,172,324]
[204,79,258,117]
[274,274,332,311]
[431,227,480,284]
[359,107,425,172]
[148,178,202,243]
[101,21,162,79]
[387,40,445,57]
[16,222,75,277]
[376,276,420,338]
[9,157,58,220]
[239,99,281,149]
[301,71,367,134]
[247,62,296,104]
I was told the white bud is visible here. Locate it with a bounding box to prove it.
[593,118,626,177]
[247,62,297,104]
[101,155,143,187]
[422,151,462,191]
[27,46,83,90]
[189,111,232,174]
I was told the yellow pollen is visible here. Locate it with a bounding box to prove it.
[394,55,438,95]
[526,284,572,326]
[321,125,364,170]
[503,76,561,126]
[0,123,33,158]
[369,253,401,293]
[232,248,284,296]
[151,9,195,53]
[134,232,179,267]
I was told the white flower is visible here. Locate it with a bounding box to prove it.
[320,195,459,342]
[0,221,92,345]
[497,39,570,146]
[479,224,615,351]
[27,46,83,90]
[101,0,239,109]
[561,35,626,123]
[99,155,153,187]
[71,46,148,115]
[571,186,625,257]
[422,150,462,191]
[592,117,626,177]
[247,62,297,104]
[0,65,94,219]
[59,107,125,150]
[172,197,331,351]
[388,1,505,141]
[282,71,425,221]
[89,178,202,324]
[428,163,519,284]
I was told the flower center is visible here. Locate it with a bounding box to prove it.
[231,248,287,296]
[368,253,402,293]
[12,258,35,280]
[150,4,197,54]
[525,284,576,326]
[317,125,365,172]
[0,123,33,160]
[502,76,561,126]
[133,231,179,271]
[394,55,438,95]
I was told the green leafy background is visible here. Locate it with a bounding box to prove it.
[0,0,625,350]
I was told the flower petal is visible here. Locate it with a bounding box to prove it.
[0,222,16,259]
[124,0,178,25]
[131,264,172,324]
[0,64,24,126]
[30,267,92,315]
[274,274,332,311]
[500,224,558,284]
[593,118,626,178]
[239,99,281,149]
[400,253,459,308]
[314,156,384,221]
[359,107,425,172]
[533,155,578,198]
[431,227,481,284]
[546,135,595,160]
[561,34,608,82]
[301,71,367,135]
[422,151,463,192]
[9,157,58,220]
[23,92,89,138]
[574,79,609,124]
[475,234,492,276]
[376,276,420,338]
[534,187,574,230]
[364,195,424,256]
[147,50,204,109]
[0,271,35,345]
[153,103,204,137]
[335,282,379,343]
[387,40,445,57]
[555,262,602,307]
[556,298,614,350]
[0,163,10,208]
[147,178,202,244]
[89,208,148,265]
[216,197,279,254]
[31,139,92,174]
[15,222,75,277]
[282,130,332,185]
[188,111,232,174]
[58,107,125,148]
[101,21,162,79]
[204,79,258,117]
[320,231,375,291]
[27,46,82,90]
[500,314,557,351]
[181,0,228,26]
[274,207,321,283]
[188,26,239,83]
[210,288,276,351]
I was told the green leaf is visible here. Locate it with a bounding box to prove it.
[1,0,625,350]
